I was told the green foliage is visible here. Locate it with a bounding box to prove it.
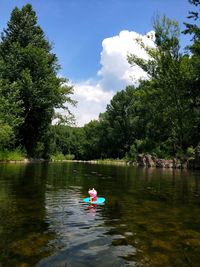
[1,5,200,162]
[186,146,195,159]
[98,86,139,158]
[50,125,85,159]
[183,0,200,38]
[0,4,75,157]
[0,80,24,129]
[0,149,25,161]
[51,153,67,161]
[82,120,102,160]
[195,143,200,159]
[90,13,200,161]
[126,144,137,161]
[44,12,200,162]
[128,16,195,156]
[65,154,75,160]
[50,153,74,161]
[0,122,14,149]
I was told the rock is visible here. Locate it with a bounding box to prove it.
[165,159,173,168]
[155,158,165,167]
[137,154,147,166]
[134,154,196,169]
[145,154,155,167]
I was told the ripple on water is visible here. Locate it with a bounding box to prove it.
[36,187,135,267]
[36,235,126,267]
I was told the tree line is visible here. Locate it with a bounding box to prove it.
[52,1,200,161]
[0,1,200,161]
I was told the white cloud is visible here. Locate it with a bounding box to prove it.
[70,81,114,126]
[74,81,113,103]
[71,30,155,126]
[98,30,155,90]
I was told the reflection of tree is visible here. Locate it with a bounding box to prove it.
[194,174,200,196]
[0,163,54,266]
[180,175,189,204]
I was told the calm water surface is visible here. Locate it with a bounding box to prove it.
[0,162,200,267]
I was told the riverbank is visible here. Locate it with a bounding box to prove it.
[52,155,200,170]
[133,154,200,169]
[1,153,200,169]
[94,157,200,169]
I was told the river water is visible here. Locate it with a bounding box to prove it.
[0,162,200,267]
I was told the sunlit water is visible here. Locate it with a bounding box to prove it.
[0,162,200,266]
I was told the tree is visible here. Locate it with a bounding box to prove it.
[0,79,23,150]
[0,122,14,150]
[0,59,24,149]
[128,16,192,156]
[50,125,87,160]
[183,0,200,147]
[99,86,139,158]
[0,4,75,157]
[184,0,200,40]
[82,120,102,160]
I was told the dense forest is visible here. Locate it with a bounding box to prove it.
[0,1,200,162]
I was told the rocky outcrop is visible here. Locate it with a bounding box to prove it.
[136,154,188,169]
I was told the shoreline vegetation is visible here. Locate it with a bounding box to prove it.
[1,4,200,170]
[0,151,200,170]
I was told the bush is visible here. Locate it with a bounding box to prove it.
[65,154,75,160]
[0,149,25,161]
[50,153,75,161]
[0,123,14,150]
[186,146,195,159]
[125,144,137,161]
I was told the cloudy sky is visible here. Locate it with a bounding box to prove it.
[0,0,193,126]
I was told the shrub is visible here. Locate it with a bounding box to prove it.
[50,153,75,161]
[0,149,25,161]
[186,146,195,159]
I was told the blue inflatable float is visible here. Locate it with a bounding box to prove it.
[83,197,105,204]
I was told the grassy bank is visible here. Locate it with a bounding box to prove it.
[0,150,26,161]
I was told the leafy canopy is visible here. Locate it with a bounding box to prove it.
[0,4,76,157]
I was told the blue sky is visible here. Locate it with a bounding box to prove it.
[0,0,194,125]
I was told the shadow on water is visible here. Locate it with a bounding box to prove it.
[0,162,200,266]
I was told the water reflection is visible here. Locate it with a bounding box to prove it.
[0,163,200,266]
[0,163,52,267]
[87,204,97,216]
[37,184,126,267]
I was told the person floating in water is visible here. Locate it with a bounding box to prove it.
[88,188,97,202]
